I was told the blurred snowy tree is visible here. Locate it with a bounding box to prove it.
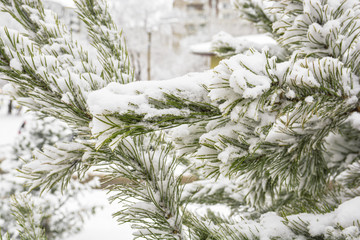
[0,114,98,239]
[11,115,72,162]
[0,0,360,239]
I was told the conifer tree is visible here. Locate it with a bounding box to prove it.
[1,0,360,239]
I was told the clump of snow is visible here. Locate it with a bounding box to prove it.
[259,212,295,239]
[9,59,22,72]
[229,69,271,99]
[287,197,360,238]
[209,49,277,118]
[304,96,314,103]
[335,197,360,227]
[347,112,360,131]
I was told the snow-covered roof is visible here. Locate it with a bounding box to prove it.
[239,34,277,45]
[190,42,214,55]
[190,34,277,55]
[44,0,76,9]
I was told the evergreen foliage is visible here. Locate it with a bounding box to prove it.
[1,0,360,239]
[10,195,47,240]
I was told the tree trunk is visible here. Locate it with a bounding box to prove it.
[8,100,12,115]
[147,31,152,80]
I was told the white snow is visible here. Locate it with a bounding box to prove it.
[66,190,134,240]
[0,114,23,146]
[190,42,213,55]
[229,69,271,99]
[287,197,360,238]
[347,112,360,131]
[0,96,24,147]
[335,197,360,227]
[190,33,276,54]
[9,59,23,72]
[259,212,295,239]
[88,71,210,115]
[304,96,314,103]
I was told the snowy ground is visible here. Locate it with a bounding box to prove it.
[66,191,133,240]
[0,96,23,146]
[0,97,24,162]
[0,113,23,146]
[0,95,134,239]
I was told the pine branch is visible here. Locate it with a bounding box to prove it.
[232,0,275,36]
[2,0,360,239]
[0,232,12,240]
[270,0,360,65]
[184,210,261,240]
[0,0,45,43]
[20,140,107,192]
[106,134,185,239]
[0,0,100,131]
[88,72,221,149]
[75,0,135,84]
[181,179,246,213]
[0,0,132,193]
[10,195,48,240]
[337,160,360,189]
[192,47,360,209]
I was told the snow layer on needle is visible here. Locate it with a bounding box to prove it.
[274,0,360,58]
[203,197,360,239]
[0,27,34,54]
[287,59,320,88]
[287,197,360,238]
[259,213,295,239]
[209,49,278,121]
[229,69,271,99]
[88,71,211,117]
[88,71,213,149]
